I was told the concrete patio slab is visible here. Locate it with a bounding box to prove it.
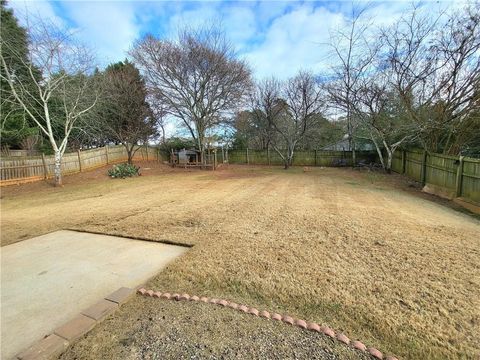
[1,230,188,359]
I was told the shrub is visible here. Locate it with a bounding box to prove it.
[108,163,140,178]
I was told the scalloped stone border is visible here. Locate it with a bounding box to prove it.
[137,288,399,360]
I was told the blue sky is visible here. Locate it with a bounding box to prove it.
[8,0,465,80]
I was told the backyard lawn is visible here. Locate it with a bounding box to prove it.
[1,163,479,359]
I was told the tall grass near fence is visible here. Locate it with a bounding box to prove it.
[0,145,161,186]
[391,149,480,204]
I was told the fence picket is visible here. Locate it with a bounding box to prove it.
[0,145,162,186]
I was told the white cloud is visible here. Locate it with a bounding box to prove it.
[9,0,65,28]
[244,4,344,79]
[57,1,140,65]
[8,0,465,79]
[8,0,141,67]
[242,1,460,80]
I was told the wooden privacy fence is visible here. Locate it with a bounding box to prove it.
[223,148,479,205]
[0,145,161,186]
[391,149,480,204]
[221,148,378,167]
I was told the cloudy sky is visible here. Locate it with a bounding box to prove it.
[8,0,464,80]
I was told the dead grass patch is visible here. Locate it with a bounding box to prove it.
[1,164,479,359]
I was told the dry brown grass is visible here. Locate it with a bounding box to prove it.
[1,163,479,359]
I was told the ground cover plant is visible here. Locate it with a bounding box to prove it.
[108,163,141,178]
[1,164,479,359]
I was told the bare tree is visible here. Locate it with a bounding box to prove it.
[0,17,97,186]
[271,72,324,169]
[383,4,480,154]
[249,77,283,152]
[327,5,376,166]
[131,25,252,164]
[351,69,416,171]
[249,73,323,169]
[150,100,168,144]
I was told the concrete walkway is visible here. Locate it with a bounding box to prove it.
[1,230,188,360]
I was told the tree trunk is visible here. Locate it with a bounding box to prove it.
[351,139,356,167]
[385,149,392,174]
[372,139,385,170]
[282,145,295,170]
[127,144,134,164]
[54,150,63,187]
[288,145,294,168]
[197,137,206,166]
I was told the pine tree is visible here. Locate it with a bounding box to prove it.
[0,0,40,150]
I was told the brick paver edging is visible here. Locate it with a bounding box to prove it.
[137,288,399,360]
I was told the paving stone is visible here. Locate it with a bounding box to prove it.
[248,308,259,316]
[238,305,249,312]
[54,314,96,341]
[336,333,350,345]
[352,340,367,352]
[368,347,383,359]
[16,334,68,360]
[105,287,135,305]
[320,325,335,338]
[228,302,238,309]
[282,315,294,325]
[218,299,229,307]
[81,299,118,321]
[271,313,282,321]
[295,319,308,329]
[260,310,271,319]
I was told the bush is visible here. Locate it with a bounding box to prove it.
[108,163,140,178]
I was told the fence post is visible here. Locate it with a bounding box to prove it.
[146,145,149,161]
[41,153,48,179]
[246,148,249,164]
[455,156,464,197]
[77,149,82,172]
[314,149,317,167]
[267,147,271,165]
[105,145,109,164]
[402,149,406,174]
[421,150,428,186]
[213,150,217,170]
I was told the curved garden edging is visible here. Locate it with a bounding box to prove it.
[137,288,399,360]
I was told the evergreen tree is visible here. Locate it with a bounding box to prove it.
[93,60,157,163]
[0,1,40,150]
